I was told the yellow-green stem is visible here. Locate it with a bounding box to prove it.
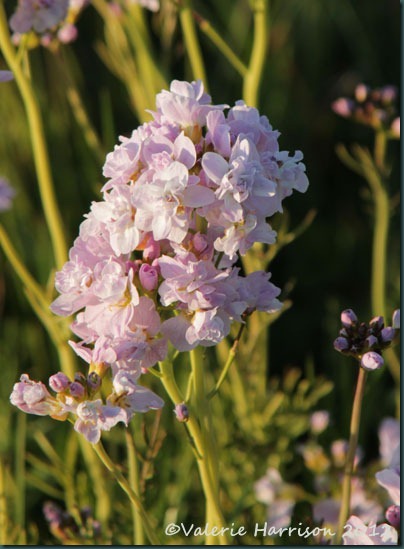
[336,367,367,543]
[92,441,160,545]
[243,0,268,107]
[196,14,247,77]
[179,0,208,88]
[159,358,229,545]
[209,324,245,398]
[0,3,68,269]
[125,430,145,545]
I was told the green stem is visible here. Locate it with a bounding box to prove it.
[0,3,68,270]
[195,13,247,77]
[159,358,229,545]
[209,324,245,398]
[125,431,145,545]
[243,0,268,107]
[336,367,367,543]
[179,0,208,88]
[14,413,26,544]
[92,441,160,545]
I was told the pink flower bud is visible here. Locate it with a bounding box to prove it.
[57,24,78,44]
[334,337,349,352]
[0,70,14,82]
[49,372,70,393]
[310,411,330,434]
[69,381,85,398]
[341,309,357,327]
[361,351,384,371]
[193,232,208,252]
[332,98,354,118]
[392,309,400,329]
[385,505,400,529]
[380,327,395,343]
[390,117,400,138]
[370,316,384,330]
[142,237,160,261]
[139,264,158,291]
[174,402,189,422]
[355,84,369,103]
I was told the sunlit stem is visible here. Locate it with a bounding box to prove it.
[0,2,68,269]
[243,0,268,107]
[178,0,208,88]
[92,441,160,545]
[208,324,245,399]
[125,430,145,545]
[336,367,367,544]
[159,358,229,545]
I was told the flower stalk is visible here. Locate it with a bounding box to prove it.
[0,2,68,270]
[335,367,367,543]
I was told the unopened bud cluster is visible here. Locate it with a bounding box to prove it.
[334,309,400,371]
[332,84,400,137]
[43,501,101,543]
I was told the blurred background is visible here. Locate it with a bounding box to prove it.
[0,0,400,544]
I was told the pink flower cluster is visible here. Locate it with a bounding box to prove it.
[11,80,309,442]
[9,0,88,46]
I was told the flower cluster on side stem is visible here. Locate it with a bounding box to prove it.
[334,308,400,371]
[11,79,310,442]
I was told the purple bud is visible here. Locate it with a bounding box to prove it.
[361,351,384,371]
[69,381,85,398]
[48,372,70,393]
[139,263,158,291]
[332,98,354,118]
[369,316,384,330]
[87,372,101,392]
[0,70,13,82]
[385,505,400,529]
[334,337,350,352]
[174,403,189,422]
[392,309,400,329]
[365,335,378,349]
[355,84,369,102]
[341,309,357,327]
[125,260,139,275]
[380,85,397,104]
[380,327,395,343]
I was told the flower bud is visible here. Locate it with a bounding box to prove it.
[355,84,369,102]
[365,335,378,349]
[369,316,384,330]
[380,85,397,104]
[143,237,160,261]
[193,232,209,252]
[361,351,384,371]
[332,98,354,118]
[174,402,189,422]
[392,309,400,329]
[57,23,78,44]
[390,117,400,138]
[385,505,400,529]
[310,411,330,435]
[380,327,395,343]
[69,381,85,398]
[334,337,349,352]
[139,263,159,291]
[87,372,101,392]
[341,309,357,327]
[49,372,70,393]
